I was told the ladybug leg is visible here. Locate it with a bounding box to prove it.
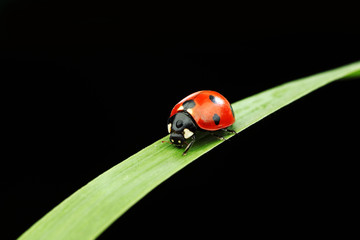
[183,136,196,156]
[211,128,237,141]
[221,128,237,135]
[210,132,226,141]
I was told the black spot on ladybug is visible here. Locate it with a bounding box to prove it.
[212,113,220,125]
[209,95,218,104]
[182,100,195,110]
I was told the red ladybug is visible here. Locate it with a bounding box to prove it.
[167,90,236,155]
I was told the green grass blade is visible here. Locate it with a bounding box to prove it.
[343,69,360,79]
[19,61,360,240]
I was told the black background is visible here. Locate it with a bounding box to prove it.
[1,1,359,239]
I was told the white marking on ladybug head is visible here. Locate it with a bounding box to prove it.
[168,123,172,133]
[183,128,194,139]
[187,108,193,115]
[177,105,184,111]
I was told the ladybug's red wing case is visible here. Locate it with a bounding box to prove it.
[170,91,201,117]
[170,90,235,131]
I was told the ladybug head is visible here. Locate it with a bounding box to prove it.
[167,112,197,147]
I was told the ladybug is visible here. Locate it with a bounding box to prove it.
[167,90,236,155]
